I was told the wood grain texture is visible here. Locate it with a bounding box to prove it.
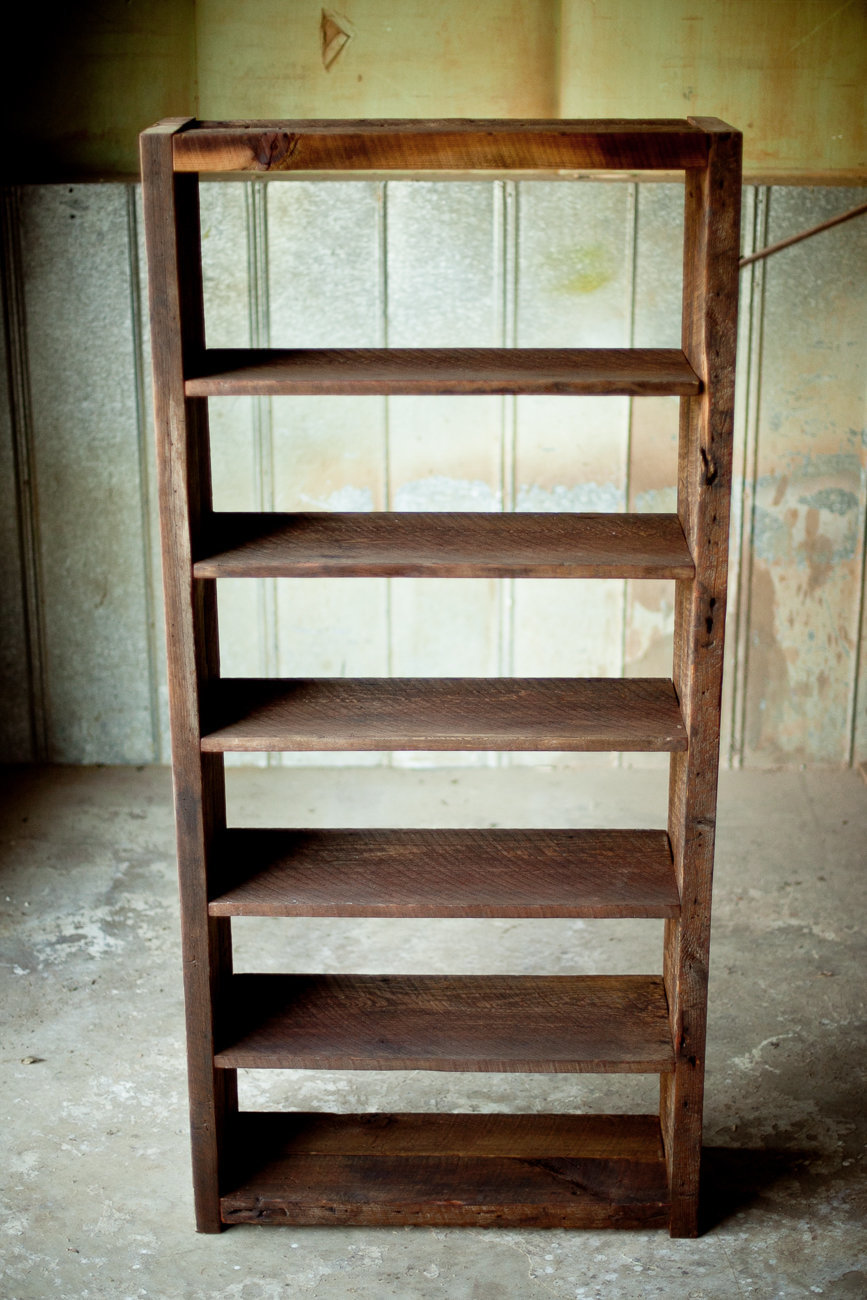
[173,118,708,175]
[140,119,235,1234]
[194,512,695,580]
[214,974,675,1073]
[143,112,740,1237]
[200,678,688,753]
[228,1111,666,1159]
[185,348,700,397]
[663,117,742,1238]
[208,828,680,918]
[220,1112,669,1228]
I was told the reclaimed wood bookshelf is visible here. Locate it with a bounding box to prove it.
[140,116,741,1237]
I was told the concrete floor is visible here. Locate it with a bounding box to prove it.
[1,763,865,1299]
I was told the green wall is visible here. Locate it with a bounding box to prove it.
[5,0,865,181]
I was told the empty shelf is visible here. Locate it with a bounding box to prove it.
[220,1111,670,1228]
[209,828,680,918]
[194,512,694,580]
[215,974,674,1073]
[185,348,701,397]
[200,677,687,752]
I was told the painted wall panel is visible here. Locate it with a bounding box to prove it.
[19,186,156,763]
[268,180,388,768]
[132,185,170,764]
[512,183,631,770]
[386,182,503,767]
[742,188,867,765]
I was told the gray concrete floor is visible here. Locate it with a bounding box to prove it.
[1,763,865,1299]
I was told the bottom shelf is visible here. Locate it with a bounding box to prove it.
[221,1112,670,1228]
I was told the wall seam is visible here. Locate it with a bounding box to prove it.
[502,180,519,765]
[496,180,518,767]
[380,181,393,770]
[0,185,49,761]
[618,181,639,769]
[245,182,279,766]
[125,184,162,762]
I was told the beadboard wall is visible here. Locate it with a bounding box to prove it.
[1,180,865,768]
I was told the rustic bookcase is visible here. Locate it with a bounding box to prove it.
[140,117,741,1237]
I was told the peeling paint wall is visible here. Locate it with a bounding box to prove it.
[0,180,864,767]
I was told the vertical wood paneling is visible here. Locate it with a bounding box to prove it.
[386,182,502,767]
[20,185,155,763]
[133,184,172,764]
[268,181,388,767]
[126,185,164,764]
[512,183,634,767]
[3,180,865,768]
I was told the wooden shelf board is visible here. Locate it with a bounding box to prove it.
[200,677,687,753]
[173,118,708,175]
[194,512,694,580]
[214,973,674,1073]
[209,828,679,918]
[221,1111,670,1228]
[185,348,701,397]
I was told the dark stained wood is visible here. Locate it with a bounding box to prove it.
[663,117,742,1239]
[214,974,675,1073]
[185,348,700,397]
[145,112,741,1238]
[194,512,695,580]
[200,677,687,753]
[140,118,235,1234]
[208,828,680,918]
[229,1111,666,1159]
[220,1112,669,1228]
[173,118,708,175]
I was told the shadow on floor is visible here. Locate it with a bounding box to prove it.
[700,1145,816,1233]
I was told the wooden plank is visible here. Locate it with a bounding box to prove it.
[228,1111,665,1159]
[662,117,742,1239]
[200,677,687,753]
[185,348,701,397]
[214,974,675,1073]
[220,1112,670,1228]
[173,119,708,175]
[208,828,680,918]
[194,512,695,580]
[139,119,235,1234]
